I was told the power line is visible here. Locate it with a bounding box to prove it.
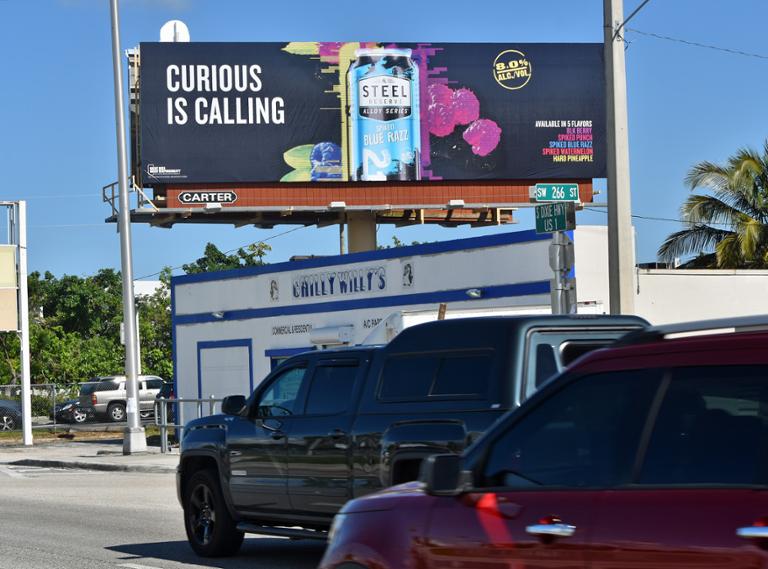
[582,206,736,227]
[626,28,768,60]
[2,194,100,200]
[30,223,107,229]
[134,224,309,280]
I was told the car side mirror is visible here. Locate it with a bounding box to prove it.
[221,395,247,416]
[421,454,470,496]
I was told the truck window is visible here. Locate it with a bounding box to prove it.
[379,352,493,402]
[257,366,306,417]
[379,356,439,401]
[431,354,492,397]
[524,330,631,401]
[534,344,559,388]
[560,341,613,367]
[305,362,359,415]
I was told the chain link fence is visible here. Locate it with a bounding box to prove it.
[0,382,160,432]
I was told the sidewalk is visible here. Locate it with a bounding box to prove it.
[0,439,179,474]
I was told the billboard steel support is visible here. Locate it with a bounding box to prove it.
[604,0,636,314]
[110,0,146,454]
[347,212,377,253]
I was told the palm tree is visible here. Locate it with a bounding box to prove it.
[658,140,768,268]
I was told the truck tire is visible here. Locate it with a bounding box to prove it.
[107,402,126,422]
[184,469,244,557]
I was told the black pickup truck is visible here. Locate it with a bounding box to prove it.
[177,314,646,556]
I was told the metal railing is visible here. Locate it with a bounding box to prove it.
[154,395,223,453]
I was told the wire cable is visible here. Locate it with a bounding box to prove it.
[626,28,768,60]
[582,206,736,227]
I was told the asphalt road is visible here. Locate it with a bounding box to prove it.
[0,465,326,569]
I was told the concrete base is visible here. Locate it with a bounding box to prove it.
[122,426,147,455]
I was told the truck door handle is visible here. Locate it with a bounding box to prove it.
[329,429,347,439]
[737,526,768,540]
[526,522,576,538]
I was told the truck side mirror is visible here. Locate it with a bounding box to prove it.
[421,454,469,496]
[221,395,247,416]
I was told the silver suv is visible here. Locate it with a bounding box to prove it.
[79,376,166,422]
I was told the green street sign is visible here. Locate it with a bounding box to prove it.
[535,202,576,234]
[534,183,580,202]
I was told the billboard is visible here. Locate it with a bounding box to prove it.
[138,42,605,186]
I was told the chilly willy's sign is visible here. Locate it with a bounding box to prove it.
[138,42,606,185]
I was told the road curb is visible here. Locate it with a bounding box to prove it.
[5,458,176,474]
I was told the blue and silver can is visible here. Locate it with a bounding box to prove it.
[347,48,421,181]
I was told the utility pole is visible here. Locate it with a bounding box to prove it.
[15,202,31,446]
[109,0,146,454]
[604,0,636,314]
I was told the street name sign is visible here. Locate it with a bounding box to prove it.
[534,183,580,202]
[535,202,576,234]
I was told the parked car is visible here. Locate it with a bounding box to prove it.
[51,399,94,424]
[320,315,768,569]
[78,375,166,422]
[155,382,175,422]
[175,314,646,556]
[0,399,21,431]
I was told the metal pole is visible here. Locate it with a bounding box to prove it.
[159,397,168,454]
[109,0,146,454]
[550,231,566,315]
[17,202,32,446]
[339,222,346,255]
[604,0,636,314]
[549,230,577,315]
[209,394,215,416]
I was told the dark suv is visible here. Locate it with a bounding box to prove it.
[321,316,768,569]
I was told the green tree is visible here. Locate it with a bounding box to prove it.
[658,140,768,268]
[182,242,271,274]
[377,236,429,250]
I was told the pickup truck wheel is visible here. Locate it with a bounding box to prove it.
[107,402,126,422]
[184,469,244,557]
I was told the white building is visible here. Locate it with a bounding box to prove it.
[170,225,768,404]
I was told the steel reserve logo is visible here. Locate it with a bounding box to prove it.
[493,49,532,90]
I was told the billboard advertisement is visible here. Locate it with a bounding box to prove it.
[138,42,605,186]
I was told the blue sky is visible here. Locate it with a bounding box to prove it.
[1,0,766,279]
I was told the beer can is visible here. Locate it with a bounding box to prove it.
[347,48,421,181]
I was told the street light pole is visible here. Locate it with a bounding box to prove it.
[109,0,146,454]
[604,0,636,314]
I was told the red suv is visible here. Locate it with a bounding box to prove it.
[320,317,768,569]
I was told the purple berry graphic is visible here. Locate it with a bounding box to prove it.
[427,102,457,137]
[451,88,480,125]
[427,82,453,106]
[462,119,501,157]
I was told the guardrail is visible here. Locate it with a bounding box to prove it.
[154,396,223,453]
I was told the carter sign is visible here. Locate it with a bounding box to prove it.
[178,191,238,205]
